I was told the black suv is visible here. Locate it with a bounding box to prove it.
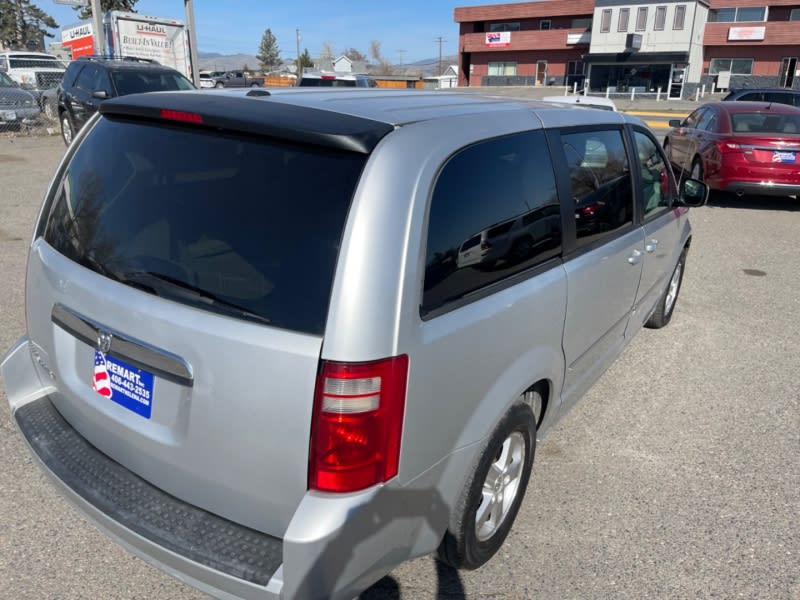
[57,56,194,145]
[722,88,800,108]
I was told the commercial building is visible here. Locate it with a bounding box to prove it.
[455,0,800,98]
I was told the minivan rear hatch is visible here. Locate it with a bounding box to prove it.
[25,99,390,538]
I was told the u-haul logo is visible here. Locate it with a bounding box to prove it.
[136,23,167,36]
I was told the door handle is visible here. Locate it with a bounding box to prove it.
[645,239,659,253]
[627,249,643,265]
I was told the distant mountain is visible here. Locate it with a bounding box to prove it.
[197,53,260,72]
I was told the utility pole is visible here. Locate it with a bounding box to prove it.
[296,28,301,83]
[435,36,446,76]
[90,0,104,55]
[184,0,200,85]
[397,49,405,68]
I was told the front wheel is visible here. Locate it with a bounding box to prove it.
[646,249,686,329]
[44,100,56,120]
[60,112,74,146]
[437,402,536,570]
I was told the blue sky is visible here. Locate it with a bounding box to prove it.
[45,0,513,64]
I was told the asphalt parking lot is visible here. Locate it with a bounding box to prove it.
[0,135,798,600]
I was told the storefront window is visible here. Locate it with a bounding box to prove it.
[588,64,672,93]
[709,58,754,75]
[488,62,518,76]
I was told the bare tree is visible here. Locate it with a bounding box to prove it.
[369,40,394,76]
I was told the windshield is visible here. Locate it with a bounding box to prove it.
[0,72,16,87]
[9,57,66,69]
[111,71,195,95]
[42,117,366,334]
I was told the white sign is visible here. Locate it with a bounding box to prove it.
[113,17,189,77]
[54,0,89,6]
[728,26,766,41]
[485,31,511,48]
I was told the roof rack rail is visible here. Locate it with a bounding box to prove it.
[76,55,160,65]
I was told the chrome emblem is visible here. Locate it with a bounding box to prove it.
[96,330,113,354]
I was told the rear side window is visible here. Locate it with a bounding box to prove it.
[560,129,633,249]
[43,117,366,334]
[423,130,561,315]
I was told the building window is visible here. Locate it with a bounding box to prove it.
[654,6,667,30]
[709,7,766,22]
[618,8,630,32]
[636,7,648,31]
[488,22,521,32]
[600,9,612,32]
[709,58,754,75]
[488,62,518,76]
[735,7,766,21]
[791,8,800,20]
[673,5,686,30]
[540,20,552,30]
[571,17,593,29]
[567,60,585,76]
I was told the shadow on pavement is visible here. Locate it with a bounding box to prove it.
[359,561,467,599]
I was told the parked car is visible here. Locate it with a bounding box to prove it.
[299,71,376,87]
[722,88,800,108]
[0,70,40,129]
[0,50,65,108]
[57,56,195,145]
[197,72,215,88]
[1,89,707,600]
[211,70,263,88]
[664,100,800,197]
[40,85,59,120]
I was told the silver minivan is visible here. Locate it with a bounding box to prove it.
[1,89,707,599]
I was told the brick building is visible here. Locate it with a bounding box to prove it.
[455,0,800,98]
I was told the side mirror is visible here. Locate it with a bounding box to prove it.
[677,177,708,207]
[92,90,108,99]
[668,119,683,128]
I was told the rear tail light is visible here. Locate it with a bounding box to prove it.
[309,355,409,493]
[716,141,741,154]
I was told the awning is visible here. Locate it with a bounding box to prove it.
[582,52,689,64]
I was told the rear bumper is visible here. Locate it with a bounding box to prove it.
[2,336,446,599]
[720,181,800,197]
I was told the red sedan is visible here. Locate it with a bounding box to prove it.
[664,101,800,197]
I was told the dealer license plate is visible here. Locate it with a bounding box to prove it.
[773,151,797,164]
[93,351,154,418]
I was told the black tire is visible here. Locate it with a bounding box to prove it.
[60,112,75,146]
[646,249,686,329]
[437,402,536,570]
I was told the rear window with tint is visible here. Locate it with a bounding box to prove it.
[730,112,800,134]
[111,71,195,95]
[43,117,366,334]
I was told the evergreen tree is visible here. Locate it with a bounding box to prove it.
[75,0,138,19]
[256,28,280,72]
[0,0,58,50]
[298,48,313,70]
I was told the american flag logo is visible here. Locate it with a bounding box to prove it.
[93,351,113,398]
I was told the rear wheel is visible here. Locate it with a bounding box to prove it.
[250,82,260,88]
[44,99,56,120]
[215,82,224,89]
[437,402,536,570]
